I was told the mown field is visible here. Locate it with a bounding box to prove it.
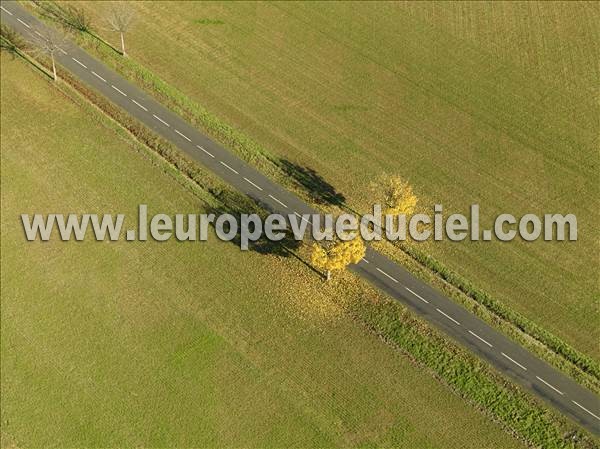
[0,54,529,447]
[63,0,599,359]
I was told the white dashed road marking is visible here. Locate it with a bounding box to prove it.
[219,161,239,174]
[34,30,43,37]
[572,401,600,421]
[468,330,493,348]
[501,352,527,371]
[17,18,30,28]
[535,376,564,395]
[131,99,148,111]
[111,85,127,96]
[436,308,460,325]
[268,194,287,208]
[243,177,263,191]
[153,114,169,127]
[376,268,399,283]
[72,57,87,68]
[57,47,67,55]
[196,145,214,158]
[0,5,14,15]
[91,71,106,82]
[405,287,429,304]
[361,258,370,264]
[293,212,311,224]
[175,129,191,141]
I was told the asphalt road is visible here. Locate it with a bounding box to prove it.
[2,1,599,436]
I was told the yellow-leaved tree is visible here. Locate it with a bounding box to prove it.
[311,234,366,281]
[382,175,417,216]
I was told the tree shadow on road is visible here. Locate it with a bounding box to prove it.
[278,159,345,207]
[206,189,302,258]
[35,2,122,55]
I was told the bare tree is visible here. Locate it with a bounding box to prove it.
[30,28,67,81]
[106,4,134,57]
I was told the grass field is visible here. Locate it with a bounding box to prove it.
[0,54,531,448]
[59,1,599,360]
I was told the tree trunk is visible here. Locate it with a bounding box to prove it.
[326,270,331,281]
[120,32,126,56]
[51,54,57,81]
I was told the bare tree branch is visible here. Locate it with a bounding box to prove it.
[28,28,67,81]
[106,4,134,56]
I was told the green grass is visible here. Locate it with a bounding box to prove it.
[32,0,598,389]
[50,0,599,363]
[3,50,598,449]
[0,53,536,448]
